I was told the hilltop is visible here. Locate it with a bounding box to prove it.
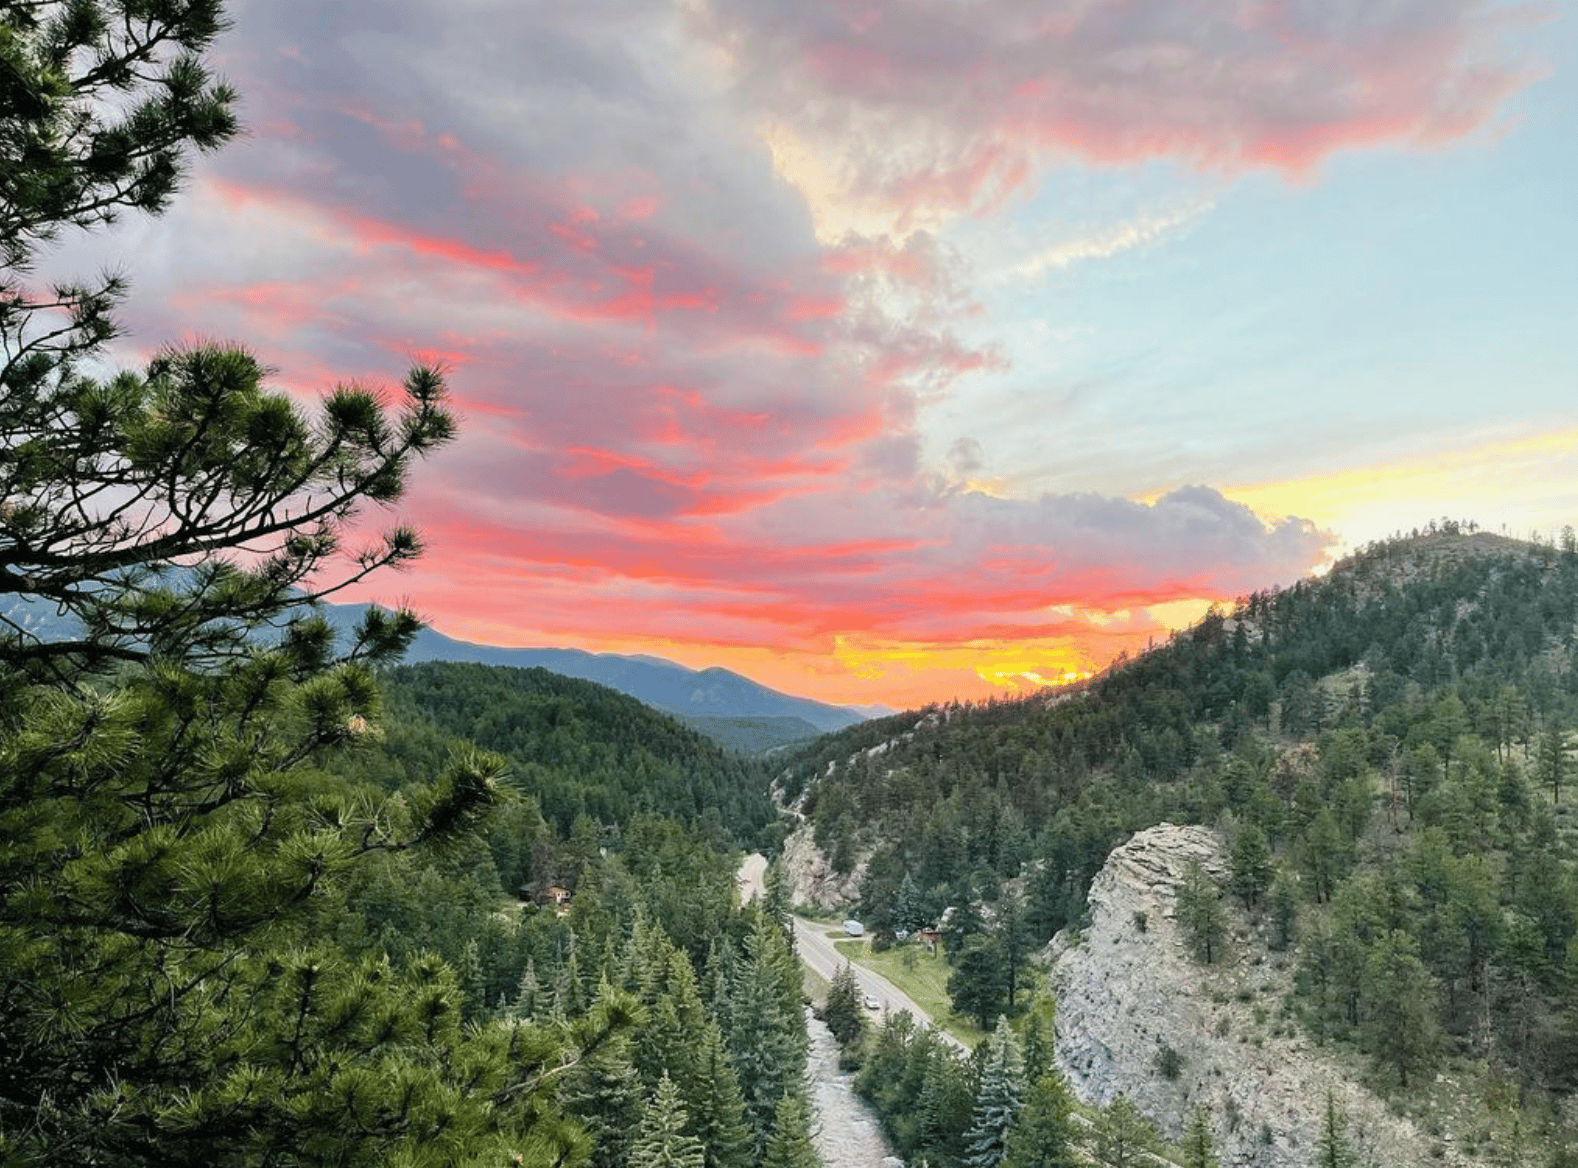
[769,526,1578,1164]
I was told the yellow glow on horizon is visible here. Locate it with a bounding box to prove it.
[1224,426,1578,552]
[426,593,1233,711]
[1145,597,1215,630]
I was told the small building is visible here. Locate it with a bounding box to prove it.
[521,885,572,910]
[842,919,864,937]
[915,927,942,952]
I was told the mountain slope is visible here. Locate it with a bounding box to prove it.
[772,527,1578,1159]
[0,590,883,736]
[319,603,874,733]
[347,660,776,842]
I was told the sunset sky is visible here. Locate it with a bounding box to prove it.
[39,0,1578,710]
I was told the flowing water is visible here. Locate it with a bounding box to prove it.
[805,1009,898,1168]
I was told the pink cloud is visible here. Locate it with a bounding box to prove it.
[41,0,1349,705]
[688,0,1545,217]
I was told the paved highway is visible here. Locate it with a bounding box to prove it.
[790,915,968,1054]
[738,853,966,1053]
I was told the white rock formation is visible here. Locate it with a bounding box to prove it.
[1050,823,1479,1168]
[779,821,864,912]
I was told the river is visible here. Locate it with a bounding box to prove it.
[741,854,900,1165]
[805,1008,898,1168]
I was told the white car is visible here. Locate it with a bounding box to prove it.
[864,995,880,1010]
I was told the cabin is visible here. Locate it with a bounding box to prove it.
[915,927,942,952]
[519,884,573,910]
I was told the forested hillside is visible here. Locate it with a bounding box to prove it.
[359,661,778,843]
[319,702,812,1168]
[782,527,1578,1139]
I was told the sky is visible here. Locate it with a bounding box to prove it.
[36,0,1578,710]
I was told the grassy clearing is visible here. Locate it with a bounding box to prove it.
[831,938,987,1049]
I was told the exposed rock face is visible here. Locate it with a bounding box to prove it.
[1050,823,1478,1168]
[779,822,864,912]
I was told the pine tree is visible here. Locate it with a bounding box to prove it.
[1177,861,1230,964]
[762,861,794,935]
[457,937,488,1023]
[515,959,543,1018]
[1018,998,1058,1085]
[0,6,646,1163]
[1230,824,1274,910]
[914,1052,974,1167]
[1002,1071,1078,1168]
[561,1034,644,1168]
[949,934,1010,1028]
[1180,1106,1221,1168]
[1267,869,1300,951]
[728,912,809,1155]
[964,1018,1026,1168]
[759,1091,819,1168]
[1539,726,1567,804]
[685,1023,754,1168]
[1361,930,1440,1087]
[632,1075,706,1168]
[1313,1091,1359,1168]
[1094,1094,1156,1168]
[824,961,867,1046]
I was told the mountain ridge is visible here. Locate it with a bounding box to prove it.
[322,604,881,733]
[0,588,891,736]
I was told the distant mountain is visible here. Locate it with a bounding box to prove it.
[318,602,882,734]
[0,591,893,735]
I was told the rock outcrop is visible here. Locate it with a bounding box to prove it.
[778,822,864,913]
[1050,823,1479,1168]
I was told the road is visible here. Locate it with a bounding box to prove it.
[790,915,968,1054]
[737,852,966,1054]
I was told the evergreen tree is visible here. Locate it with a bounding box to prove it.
[1180,1106,1221,1168]
[824,961,867,1047]
[1094,1094,1156,1168]
[1298,809,1349,903]
[995,888,1034,1009]
[1017,998,1058,1085]
[1230,823,1274,910]
[762,861,794,935]
[949,935,1010,1029]
[632,1074,706,1168]
[1539,726,1567,804]
[561,1034,644,1168]
[759,1091,819,1168]
[1002,1071,1078,1168]
[1267,869,1300,951]
[1177,861,1229,965]
[913,1051,975,1167]
[1361,929,1441,1087]
[457,936,487,1023]
[514,958,543,1018]
[636,948,709,1092]
[0,4,624,1164]
[685,1023,754,1168]
[1313,1091,1359,1168]
[964,1018,1026,1168]
[728,912,809,1155]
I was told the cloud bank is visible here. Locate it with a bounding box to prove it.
[33,0,1538,704]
